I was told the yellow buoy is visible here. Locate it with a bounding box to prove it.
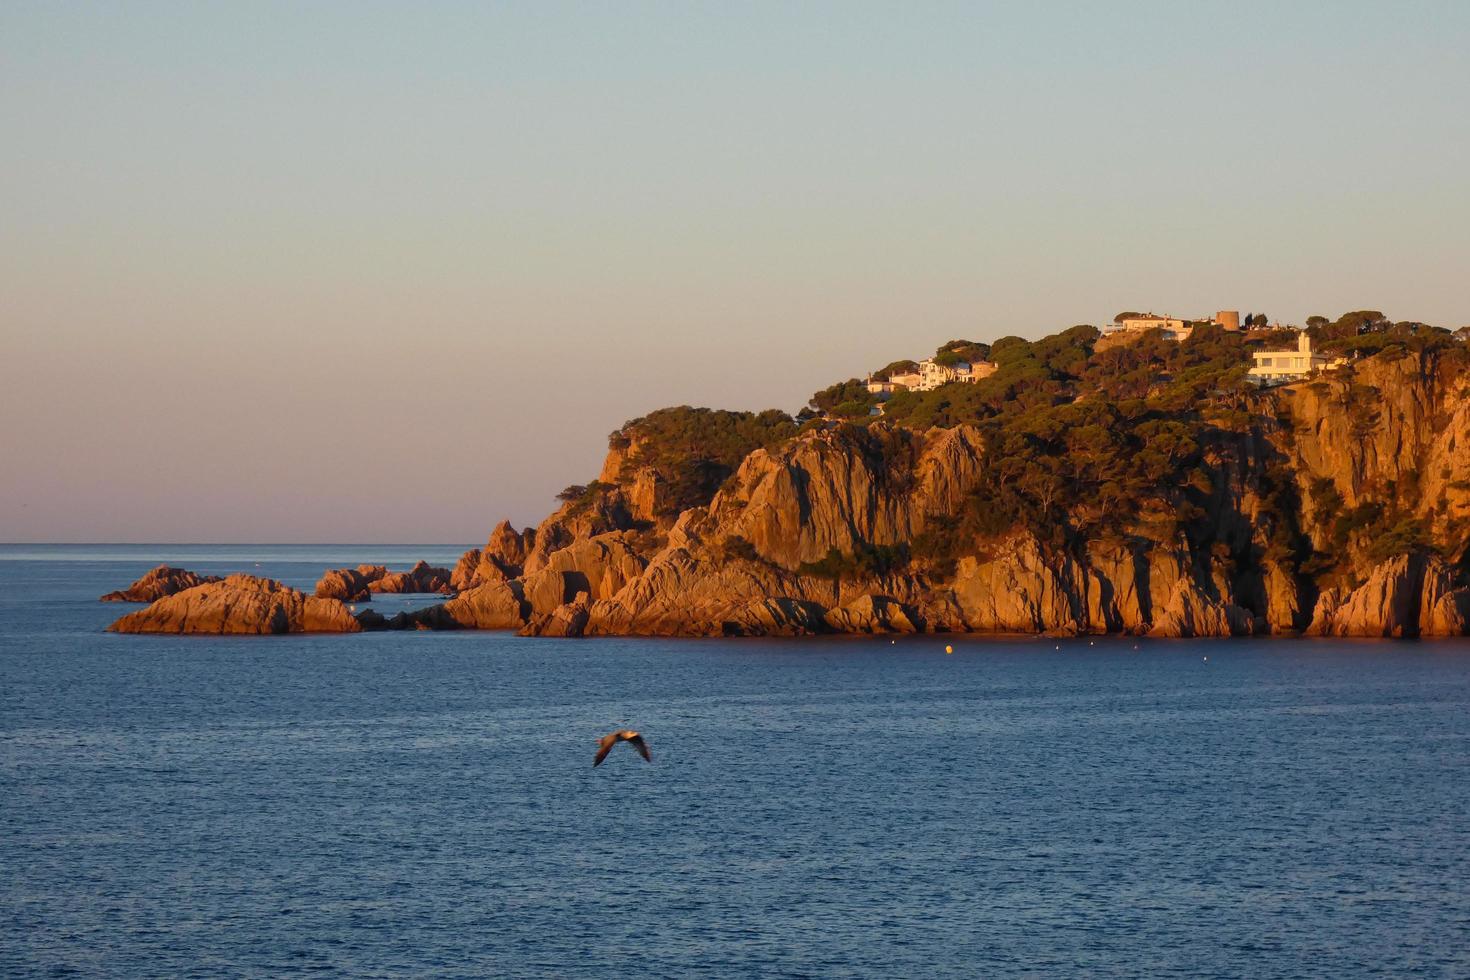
[945,644,954,654]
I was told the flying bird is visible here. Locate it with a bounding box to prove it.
[594,730,651,767]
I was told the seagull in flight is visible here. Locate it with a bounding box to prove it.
[594,730,651,767]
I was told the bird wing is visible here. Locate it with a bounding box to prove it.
[593,732,618,767]
[627,733,652,762]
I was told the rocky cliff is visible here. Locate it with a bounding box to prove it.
[103,326,1470,642]
[418,339,1470,640]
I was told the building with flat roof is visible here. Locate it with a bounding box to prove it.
[1101,313,1193,343]
[867,358,997,396]
[1249,333,1329,384]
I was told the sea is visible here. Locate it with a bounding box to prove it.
[2,544,1469,978]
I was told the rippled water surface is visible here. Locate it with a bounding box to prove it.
[3,545,1470,977]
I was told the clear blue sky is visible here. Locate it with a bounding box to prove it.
[3,1,1467,542]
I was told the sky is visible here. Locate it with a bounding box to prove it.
[2,1,1468,543]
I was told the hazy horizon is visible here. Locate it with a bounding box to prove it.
[4,1,1468,543]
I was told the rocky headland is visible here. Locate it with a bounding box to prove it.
[106,313,1470,640]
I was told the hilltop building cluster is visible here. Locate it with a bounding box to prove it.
[838,304,1415,421]
[1102,307,1347,385]
[1100,309,1242,343]
[865,356,998,396]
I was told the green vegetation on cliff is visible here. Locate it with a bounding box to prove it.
[585,313,1469,605]
[608,407,799,517]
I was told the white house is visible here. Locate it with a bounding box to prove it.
[1249,333,1329,384]
[916,359,996,390]
[868,358,996,396]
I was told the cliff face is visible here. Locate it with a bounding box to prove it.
[705,424,986,570]
[1306,555,1470,638]
[1286,353,1470,552]
[417,346,1469,640]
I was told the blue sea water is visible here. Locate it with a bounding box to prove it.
[2,545,1469,978]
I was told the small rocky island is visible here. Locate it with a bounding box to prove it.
[101,566,221,603]
[109,574,362,635]
[107,312,1470,639]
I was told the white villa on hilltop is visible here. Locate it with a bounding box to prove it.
[1248,333,1333,385]
[867,357,997,396]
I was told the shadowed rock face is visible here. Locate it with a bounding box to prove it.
[108,575,361,634]
[101,566,221,602]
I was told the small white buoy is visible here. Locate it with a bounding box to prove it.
[1203,656,1209,663]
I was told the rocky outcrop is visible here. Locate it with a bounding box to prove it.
[450,549,494,591]
[521,533,648,617]
[101,566,221,602]
[1146,580,1253,638]
[487,521,534,572]
[705,424,986,570]
[370,560,452,594]
[108,575,361,634]
[415,579,528,631]
[710,597,830,637]
[314,564,385,602]
[521,592,592,638]
[314,561,453,600]
[950,538,1084,633]
[451,521,537,591]
[1306,554,1470,638]
[1421,578,1470,637]
[824,595,922,634]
